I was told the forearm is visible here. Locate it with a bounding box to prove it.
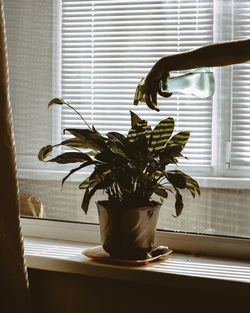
[161,38,250,71]
[144,38,250,111]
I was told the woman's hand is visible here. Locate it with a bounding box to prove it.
[144,57,172,111]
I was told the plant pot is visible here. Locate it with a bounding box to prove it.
[97,201,161,260]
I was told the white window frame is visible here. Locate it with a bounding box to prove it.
[21,217,250,260]
[18,0,250,260]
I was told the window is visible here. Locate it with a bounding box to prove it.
[61,0,214,171]
[4,0,250,245]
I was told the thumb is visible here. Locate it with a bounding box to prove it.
[158,90,173,98]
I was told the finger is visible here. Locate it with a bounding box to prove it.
[151,90,158,107]
[145,93,160,112]
[158,90,173,98]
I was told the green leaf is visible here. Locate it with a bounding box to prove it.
[81,177,113,214]
[155,170,164,180]
[167,131,190,147]
[166,171,186,189]
[89,163,111,180]
[38,145,54,161]
[184,174,200,197]
[81,188,91,214]
[95,150,116,162]
[86,150,98,156]
[150,117,175,152]
[130,111,142,128]
[159,144,184,165]
[64,129,107,151]
[60,137,90,149]
[175,191,183,217]
[107,132,127,144]
[62,161,93,187]
[185,183,196,198]
[47,152,92,164]
[64,128,93,138]
[108,140,126,157]
[166,170,200,197]
[92,125,102,136]
[79,176,101,189]
[81,186,99,214]
[154,187,168,198]
[48,98,66,107]
[116,175,133,193]
[133,135,149,158]
[127,120,151,143]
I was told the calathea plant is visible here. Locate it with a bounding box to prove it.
[38,98,200,216]
[38,98,200,260]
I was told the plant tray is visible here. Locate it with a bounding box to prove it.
[82,245,172,265]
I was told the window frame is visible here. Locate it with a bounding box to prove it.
[21,217,250,260]
[17,0,250,260]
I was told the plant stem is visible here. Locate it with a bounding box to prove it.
[64,101,92,130]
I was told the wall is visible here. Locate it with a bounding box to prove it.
[28,268,249,313]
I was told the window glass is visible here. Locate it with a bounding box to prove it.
[5,0,250,239]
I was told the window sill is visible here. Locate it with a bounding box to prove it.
[24,236,250,296]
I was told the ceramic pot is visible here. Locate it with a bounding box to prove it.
[97,201,161,260]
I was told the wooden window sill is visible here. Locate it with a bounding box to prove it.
[24,237,250,296]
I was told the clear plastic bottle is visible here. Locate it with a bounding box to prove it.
[160,67,215,99]
[134,67,215,105]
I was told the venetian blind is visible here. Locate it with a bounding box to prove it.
[61,0,214,169]
[231,0,250,167]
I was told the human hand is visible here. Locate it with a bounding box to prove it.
[144,58,172,111]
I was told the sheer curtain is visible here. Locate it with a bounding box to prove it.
[0,1,31,312]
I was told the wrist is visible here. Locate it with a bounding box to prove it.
[162,52,197,72]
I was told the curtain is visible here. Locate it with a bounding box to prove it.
[0,1,31,312]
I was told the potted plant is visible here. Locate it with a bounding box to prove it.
[38,98,200,260]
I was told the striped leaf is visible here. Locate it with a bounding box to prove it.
[47,152,92,164]
[64,129,107,151]
[150,118,175,152]
[167,131,190,147]
[107,132,127,144]
[184,174,200,197]
[60,137,90,149]
[167,170,186,189]
[127,120,151,142]
[169,170,200,197]
[159,144,184,165]
[130,111,142,128]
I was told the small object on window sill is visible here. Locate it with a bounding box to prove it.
[151,245,170,257]
[19,193,44,218]
[82,245,172,265]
